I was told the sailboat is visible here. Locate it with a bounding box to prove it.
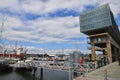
[0,22,13,71]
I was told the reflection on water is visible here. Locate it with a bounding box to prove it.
[0,68,69,80]
[37,68,69,80]
[0,71,34,80]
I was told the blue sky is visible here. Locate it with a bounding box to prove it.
[0,0,120,54]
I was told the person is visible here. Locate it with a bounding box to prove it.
[79,56,83,66]
[79,56,84,72]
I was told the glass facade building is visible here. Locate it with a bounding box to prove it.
[80,4,120,45]
[80,4,112,33]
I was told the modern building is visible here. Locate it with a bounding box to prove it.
[80,4,120,64]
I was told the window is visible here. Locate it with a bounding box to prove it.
[98,37,102,42]
[94,38,97,42]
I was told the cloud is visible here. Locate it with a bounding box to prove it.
[12,0,98,15]
[26,46,83,54]
[1,14,85,44]
[0,0,120,52]
[98,0,120,17]
[0,0,101,16]
[0,0,18,8]
[1,0,120,16]
[28,16,86,43]
[3,44,84,54]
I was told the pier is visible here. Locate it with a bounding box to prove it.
[10,60,95,74]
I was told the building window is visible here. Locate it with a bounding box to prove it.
[98,37,102,42]
[94,38,97,42]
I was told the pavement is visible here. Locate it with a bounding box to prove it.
[75,62,120,80]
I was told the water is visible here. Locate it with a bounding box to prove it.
[0,70,35,80]
[0,68,70,80]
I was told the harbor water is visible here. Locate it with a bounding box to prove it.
[0,68,69,80]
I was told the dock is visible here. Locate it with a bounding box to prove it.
[10,60,94,73]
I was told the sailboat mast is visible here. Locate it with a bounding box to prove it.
[0,22,4,54]
[0,22,4,45]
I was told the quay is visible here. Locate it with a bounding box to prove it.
[75,62,120,80]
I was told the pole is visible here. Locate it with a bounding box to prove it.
[0,22,4,54]
[32,68,35,76]
[32,67,36,80]
[69,55,73,80]
[0,22,3,45]
[69,56,71,80]
[40,67,43,80]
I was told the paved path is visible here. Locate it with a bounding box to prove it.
[75,62,120,80]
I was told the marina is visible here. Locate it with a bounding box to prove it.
[0,1,120,80]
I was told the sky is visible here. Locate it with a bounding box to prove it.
[0,0,120,54]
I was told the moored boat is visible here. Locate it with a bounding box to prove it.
[0,59,13,71]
